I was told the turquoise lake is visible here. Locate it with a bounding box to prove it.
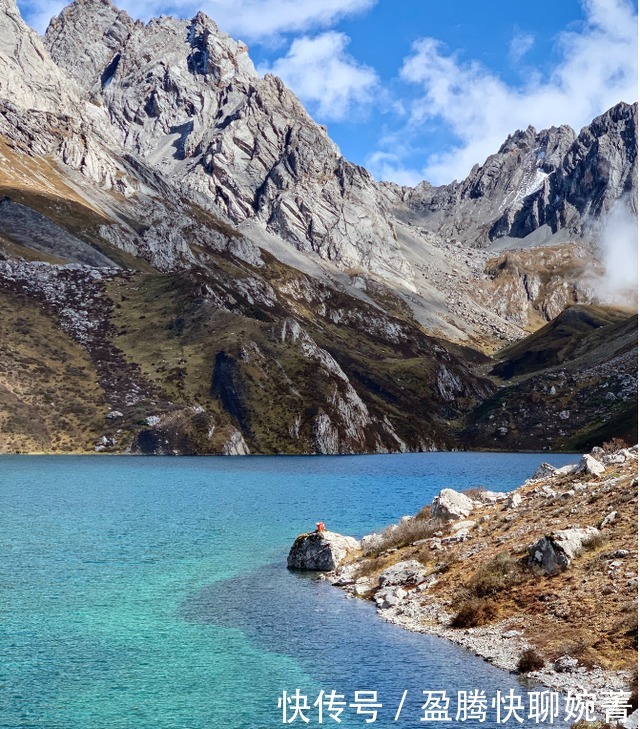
[0,453,578,729]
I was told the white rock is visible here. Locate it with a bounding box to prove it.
[573,454,606,477]
[506,492,522,509]
[378,560,428,588]
[556,464,576,476]
[375,586,407,609]
[531,463,559,480]
[452,520,477,532]
[432,489,474,520]
[222,430,251,456]
[600,511,617,528]
[553,655,579,672]
[475,490,508,503]
[528,527,600,574]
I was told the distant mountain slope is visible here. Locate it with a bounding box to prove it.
[0,0,636,454]
[490,306,634,379]
[383,102,638,248]
[461,305,638,451]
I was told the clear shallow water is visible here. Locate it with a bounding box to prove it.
[0,453,577,729]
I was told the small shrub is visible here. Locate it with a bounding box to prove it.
[362,516,438,556]
[450,598,497,628]
[517,648,545,673]
[582,533,606,552]
[467,552,524,597]
[602,437,628,454]
[557,638,597,669]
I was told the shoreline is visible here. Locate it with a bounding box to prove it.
[321,446,638,721]
[370,594,631,702]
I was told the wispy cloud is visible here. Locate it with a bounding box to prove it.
[508,32,535,63]
[202,0,378,42]
[19,0,378,38]
[373,0,638,185]
[261,32,379,121]
[594,197,639,304]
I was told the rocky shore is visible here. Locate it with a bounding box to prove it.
[289,445,638,724]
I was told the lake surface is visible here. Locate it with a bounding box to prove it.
[0,453,577,728]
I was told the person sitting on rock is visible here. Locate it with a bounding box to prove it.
[315,521,326,533]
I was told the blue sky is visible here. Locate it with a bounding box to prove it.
[19,0,638,185]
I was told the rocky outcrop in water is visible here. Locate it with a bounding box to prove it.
[287,531,359,571]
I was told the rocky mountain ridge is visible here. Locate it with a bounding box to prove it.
[384,102,637,248]
[0,0,636,454]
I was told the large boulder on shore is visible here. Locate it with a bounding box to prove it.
[432,488,474,520]
[287,531,359,571]
[573,454,606,477]
[528,527,600,574]
[378,560,428,588]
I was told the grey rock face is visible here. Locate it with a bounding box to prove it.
[391,103,637,248]
[378,560,428,588]
[531,462,560,480]
[491,103,638,240]
[43,0,412,283]
[287,531,359,571]
[0,0,77,112]
[221,429,250,455]
[573,454,606,477]
[396,124,577,245]
[553,655,579,673]
[375,586,407,609]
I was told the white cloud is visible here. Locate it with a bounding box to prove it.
[594,197,639,304]
[381,0,637,185]
[19,0,378,38]
[262,32,379,121]
[509,32,535,63]
[366,152,423,187]
[201,0,377,42]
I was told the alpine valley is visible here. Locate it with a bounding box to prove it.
[0,0,637,455]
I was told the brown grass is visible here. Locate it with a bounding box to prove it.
[450,598,497,628]
[362,517,439,557]
[466,552,526,597]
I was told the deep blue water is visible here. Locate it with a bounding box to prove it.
[0,453,577,728]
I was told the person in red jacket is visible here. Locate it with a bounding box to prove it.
[315,521,326,533]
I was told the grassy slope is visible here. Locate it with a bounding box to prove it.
[107,266,486,453]
[461,305,638,451]
[0,288,106,453]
